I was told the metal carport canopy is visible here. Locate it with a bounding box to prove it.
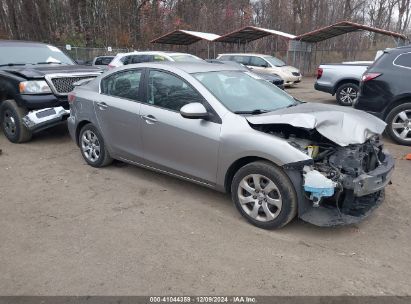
[215,26,296,44]
[151,30,220,45]
[295,21,407,43]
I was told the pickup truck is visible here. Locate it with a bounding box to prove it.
[314,61,373,106]
[0,40,102,143]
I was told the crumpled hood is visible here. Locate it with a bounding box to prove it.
[246,103,387,146]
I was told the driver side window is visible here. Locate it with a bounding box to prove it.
[101,70,143,101]
[147,70,204,111]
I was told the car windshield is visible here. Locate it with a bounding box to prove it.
[170,55,203,62]
[193,70,296,113]
[0,44,75,66]
[263,56,286,67]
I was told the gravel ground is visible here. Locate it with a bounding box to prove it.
[0,77,410,296]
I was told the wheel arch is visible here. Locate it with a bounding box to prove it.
[0,92,6,103]
[382,96,411,120]
[224,156,278,193]
[0,92,15,106]
[75,120,92,146]
[333,78,360,94]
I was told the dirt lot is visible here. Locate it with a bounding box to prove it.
[0,77,410,296]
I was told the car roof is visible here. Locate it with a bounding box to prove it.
[118,51,196,57]
[0,40,51,47]
[119,61,244,74]
[218,53,272,57]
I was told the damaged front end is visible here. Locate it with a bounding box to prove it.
[253,123,394,227]
[22,106,70,133]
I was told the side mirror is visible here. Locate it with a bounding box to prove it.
[180,103,208,119]
[260,63,269,68]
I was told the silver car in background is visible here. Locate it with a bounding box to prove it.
[315,61,372,106]
[67,62,394,229]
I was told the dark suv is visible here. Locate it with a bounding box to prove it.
[354,45,411,145]
[0,40,101,143]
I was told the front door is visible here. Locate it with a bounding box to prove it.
[140,69,221,185]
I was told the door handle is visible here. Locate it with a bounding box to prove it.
[141,114,157,124]
[96,102,108,110]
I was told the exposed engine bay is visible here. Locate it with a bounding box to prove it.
[252,123,394,226]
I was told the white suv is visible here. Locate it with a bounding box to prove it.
[217,53,302,86]
[108,51,204,68]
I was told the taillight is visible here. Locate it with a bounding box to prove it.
[108,64,115,69]
[317,68,323,79]
[68,92,76,105]
[362,72,381,82]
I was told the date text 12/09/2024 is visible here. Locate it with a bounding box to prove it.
[149,296,257,303]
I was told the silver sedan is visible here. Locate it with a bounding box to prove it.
[68,62,394,229]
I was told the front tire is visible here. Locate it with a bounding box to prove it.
[385,102,411,146]
[79,123,113,167]
[336,83,359,106]
[0,99,32,143]
[231,161,298,229]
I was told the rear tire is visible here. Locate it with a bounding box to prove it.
[79,123,113,167]
[385,102,411,146]
[0,99,32,143]
[231,161,298,229]
[336,83,359,106]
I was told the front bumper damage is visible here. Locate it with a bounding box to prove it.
[284,150,394,227]
[246,103,396,227]
[352,153,394,196]
[22,106,70,133]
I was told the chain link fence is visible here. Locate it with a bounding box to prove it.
[57,46,133,62]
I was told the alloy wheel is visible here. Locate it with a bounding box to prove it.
[81,130,101,162]
[391,110,411,142]
[339,86,358,105]
[237,174,282,222]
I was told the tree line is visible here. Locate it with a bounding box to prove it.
[0,0,410,53]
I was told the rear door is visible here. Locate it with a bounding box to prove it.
[139,69,221,184]
[94,68,145,161]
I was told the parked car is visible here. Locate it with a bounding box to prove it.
[91,55,115,69]
[354,45,411,146]
[216,53,302,87]
[206,59,284,89]
[108,51,204,68]
[68,62,393,229]
[315,61,373,106]
[0,40,102,143]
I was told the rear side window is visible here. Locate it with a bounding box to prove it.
[123,55,155,64]
[101,70,143,101]
[393,52,411,69]
[94,57,113,65]
[232,56,250,65]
